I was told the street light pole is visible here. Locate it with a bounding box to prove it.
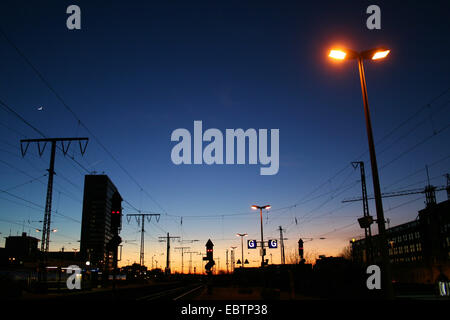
[230,246,237,272]
[328,47,393,299]
[259,208,264,267]
[236,233,248,268]
[251,205,271,267]
[356,55,393,299]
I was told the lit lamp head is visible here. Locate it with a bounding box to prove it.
[328,47,390,61]
[371,49,390,60]
[251,205,271,210]
[329,49,347,60]
[360,47,390,60]
[328,48,358,60]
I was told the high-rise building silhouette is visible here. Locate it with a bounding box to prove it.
[80,174,122,274]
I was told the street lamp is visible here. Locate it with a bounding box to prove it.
[230,246,237,272]
[36,228,57,233]
[236,233,248,268]
[251,205,271,267]
[328,48,390,61]
[328,46,393,299]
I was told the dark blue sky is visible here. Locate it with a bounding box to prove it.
[0,0,449,268]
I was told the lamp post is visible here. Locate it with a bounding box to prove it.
[236,233,248,268]
[36,228,57,233]
[328,47,393,299]
[251,205,271,267]
[230,246,237,272]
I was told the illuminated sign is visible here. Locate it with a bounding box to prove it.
[268,239,278,249]
[248,240,257,249]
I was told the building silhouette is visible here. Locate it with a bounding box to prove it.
[80,174,122,276]
[351,199,450,284]
[2,232,39,267]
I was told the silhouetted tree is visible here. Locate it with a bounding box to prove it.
[339,244,352,260]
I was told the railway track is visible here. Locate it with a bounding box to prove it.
[136,283,204,301]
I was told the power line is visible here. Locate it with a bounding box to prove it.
[317,222,358,238]
[0,28,170,217]
[380,121,450,170]
[1,134,86,189]
[281,89,450,226]
[0,98,46,137]
[0,157,83,205]
[163,94,450,223]
[372,87,450,150]
[0,194,46,213]
[376,99,450,159]
[306,117,450,231]
[1,26,449,241]
[387,173,448,192]
[384,196,424,213]
[297,170,358,223]
[383,152,450,191]
[0,187,80,224]
[3,174,47,192]
[0,97,91,175]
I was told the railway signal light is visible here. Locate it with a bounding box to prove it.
[203,239,215,274]
[298,238,304,260]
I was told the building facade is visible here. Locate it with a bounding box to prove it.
[351,199,450,284]
[80,174,122,274]
[3,232,39,266]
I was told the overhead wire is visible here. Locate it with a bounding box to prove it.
[1,26,449,245]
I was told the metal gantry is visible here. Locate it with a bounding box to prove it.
[278,226,287,264]
[20,137,88,253]
[175,246,190,274]
[158,232,180,274]
[351,161,374,263]
[343,173,449,206]
[185,251,200,274]
[126,213,160,267]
